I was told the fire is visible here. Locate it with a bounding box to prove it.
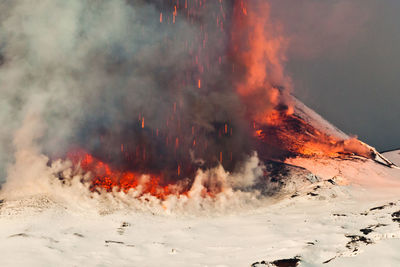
[229,1,368,159]
[67,149,184,199]
[253,107,375,159]
[231,0,290,123]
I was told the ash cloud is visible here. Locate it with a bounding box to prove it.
[0,0,269,184]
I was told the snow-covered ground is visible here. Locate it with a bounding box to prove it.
[1,152,400,266]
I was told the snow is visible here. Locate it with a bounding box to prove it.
[286,156,400,188]
[326,239,400,267]
[383,150,400,167]
[1,155,400,266]
[0,115,399,266]
[292,97,348,140]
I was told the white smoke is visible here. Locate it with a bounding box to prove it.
[0,114,268,214]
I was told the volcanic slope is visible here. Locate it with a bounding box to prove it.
[383,149,400,166]
[0,152,400,266]
[1,97,400,266]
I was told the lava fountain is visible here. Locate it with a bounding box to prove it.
[57,0,393,198]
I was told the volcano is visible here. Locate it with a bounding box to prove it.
[43,0,393,197]
[1,125,400,266]
[0,1,400,266]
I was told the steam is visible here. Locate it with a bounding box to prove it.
[0,113,267,214]
[2,114,51,198]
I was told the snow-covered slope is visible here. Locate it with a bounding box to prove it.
[292,97,349,140]
[383,149,400,166]
[0,98,398,266]
[292,97,396,168]
[1,156,400,266]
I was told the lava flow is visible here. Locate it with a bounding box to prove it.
[68,149,189,199]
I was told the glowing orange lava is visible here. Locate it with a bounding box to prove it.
[254,109,374,159]
[231,0,291,123]
[67,150,184,199]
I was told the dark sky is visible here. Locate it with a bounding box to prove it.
[272,0,400,152]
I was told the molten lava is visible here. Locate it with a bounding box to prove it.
[68,150,188,199]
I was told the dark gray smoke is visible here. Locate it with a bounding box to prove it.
[0,0,258,184]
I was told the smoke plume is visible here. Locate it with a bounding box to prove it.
[0,0,378,198]
[0,0,292,186]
